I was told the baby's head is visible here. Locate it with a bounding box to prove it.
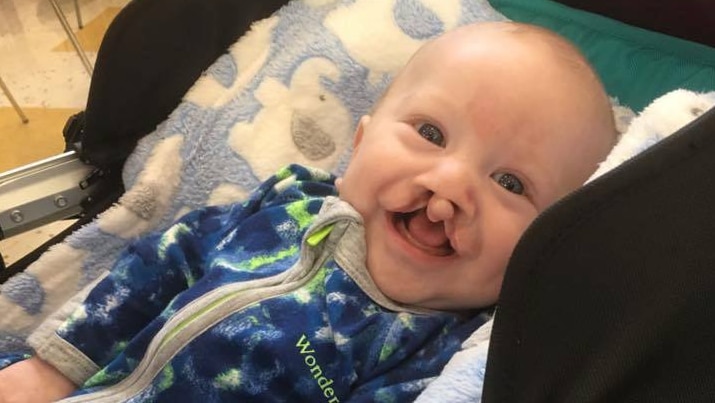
[337,22,616,311]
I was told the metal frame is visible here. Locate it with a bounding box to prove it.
[0,3,95,254]
[74,0,83,29]
[48,0,93,76]
[0,151,97,240]
[0,74,29,123]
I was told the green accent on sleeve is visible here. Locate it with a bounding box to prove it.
[275,165,294,180]
[375,388,398,403]
[398,312,416,331]
[379,343,397,363]
[245,245,299,271]
[307,224,335,246]
[183,269,198,288]
[286,200,315,230]
[157,364,175,392]
[57,305,90,335]
[83,367,128,388]
[214,368,243,390]
[213,245,299,273]
[110,340,130,357]
[291,267,328,304]
[378,314,416,363]
[158,222,193,260]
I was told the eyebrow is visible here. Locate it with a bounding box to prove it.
[395,88,464,119]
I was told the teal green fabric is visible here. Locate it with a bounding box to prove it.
[489,0,715,111]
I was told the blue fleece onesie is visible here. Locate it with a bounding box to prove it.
[22,164,488,402]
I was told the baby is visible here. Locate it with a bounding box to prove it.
[0,21,615,402]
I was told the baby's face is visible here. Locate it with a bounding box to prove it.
[338,24,615,310]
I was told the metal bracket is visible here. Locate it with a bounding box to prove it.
[0,151,97,240]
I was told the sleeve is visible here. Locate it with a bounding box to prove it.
[28,164,336,384]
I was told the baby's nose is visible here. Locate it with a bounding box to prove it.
[426,197,455,222]
[428,161,478,219]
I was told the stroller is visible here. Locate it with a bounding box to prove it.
[1,0,715,401]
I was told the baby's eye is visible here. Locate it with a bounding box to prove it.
[416,123,445,147]
[492,172,525,195]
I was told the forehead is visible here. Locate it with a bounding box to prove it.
[390,30,579,103]
[383,30,589,129]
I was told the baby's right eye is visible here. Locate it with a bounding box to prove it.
[416,123,445,147]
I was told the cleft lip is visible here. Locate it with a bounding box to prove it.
[391,209,456,257]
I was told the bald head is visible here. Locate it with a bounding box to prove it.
[386,22,616,145]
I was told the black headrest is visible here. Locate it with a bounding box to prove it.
[554,0,715,47]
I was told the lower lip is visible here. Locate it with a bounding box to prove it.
[384,213,455,264]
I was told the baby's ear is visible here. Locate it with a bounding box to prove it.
[353,115,371,149]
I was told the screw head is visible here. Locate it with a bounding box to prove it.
[54,195,69,208]
[10,210,24,223]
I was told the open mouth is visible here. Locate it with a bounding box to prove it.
[392,209,455,257]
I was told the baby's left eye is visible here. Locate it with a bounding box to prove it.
[416,123,445,147]
[492,172,525,195]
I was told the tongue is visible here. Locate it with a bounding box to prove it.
[406,209,449,248]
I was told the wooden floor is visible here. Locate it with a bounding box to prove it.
[0,107,77,172]
[1,1,128,267]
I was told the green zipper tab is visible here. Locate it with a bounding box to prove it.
[307,224,334,246]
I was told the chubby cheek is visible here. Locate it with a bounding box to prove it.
[338,161,400,219]
[362,227,417,304]
[337,175,372,220]
[367,260,418,306]
[337,162,367,207]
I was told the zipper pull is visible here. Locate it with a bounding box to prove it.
[307,224,335,246]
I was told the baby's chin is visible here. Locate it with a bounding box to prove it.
[367,268,450,311]
[372,271,498,312]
